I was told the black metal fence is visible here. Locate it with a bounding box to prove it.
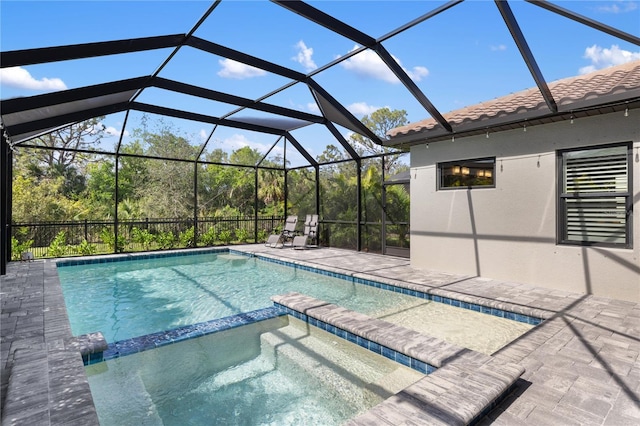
[9,216,387,260]
[10,216,285,259]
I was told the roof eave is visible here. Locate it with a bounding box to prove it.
[384,94,640,148]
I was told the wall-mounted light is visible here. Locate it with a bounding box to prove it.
[477,170,484,177]
[570,114,574,124]
[452,166,461,174]
[425,143,429,149]
[523,123,527,132]
[461,167,470,175]
[484,170,492,178]
[624,107,629,117]
[486,130,490,139]
[451,135,455,142]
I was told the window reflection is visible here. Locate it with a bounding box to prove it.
[439,158,495,189]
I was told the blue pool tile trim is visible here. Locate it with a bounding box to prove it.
[91,307,285,365]
[57,247,228,267]
[274,303,437,375]
[60,247,543,326]
[469,380,520,426]
[253,253,543,326]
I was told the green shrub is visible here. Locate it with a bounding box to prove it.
[179,226,195,248]
[257,229,268,243]
[100,228,126,253]
[200,227,217,246]
[11,237,33,261]
[47,231,68,258]
[132,227,154,251]
[77,239,97,256]
[235,227,249,243]
[156,231,175,249]
[218,229,233,245]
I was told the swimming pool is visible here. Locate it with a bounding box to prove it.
[58,250,533,354]
[86,317,424,426]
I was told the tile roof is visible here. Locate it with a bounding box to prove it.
[387,60,640,144]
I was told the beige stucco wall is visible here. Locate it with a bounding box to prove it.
[409,111,640,302]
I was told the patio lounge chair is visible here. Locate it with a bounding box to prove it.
[292,214,319,250]
[265,215,298,248]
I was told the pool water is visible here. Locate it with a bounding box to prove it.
[59,252,424,342]
[86,317,424,426]
[58,251,533,354]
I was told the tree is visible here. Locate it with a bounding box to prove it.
[29,117,106,170]
[349,107,408,175]
[12,174,85,222]
[198,146,260,216]
[128,120,197,218]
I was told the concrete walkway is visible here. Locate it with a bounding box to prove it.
[1,246,639,425]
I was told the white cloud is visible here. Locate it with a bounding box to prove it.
[339,45,429,84]
[596,1,638,13]
[407,66,429,81]
[218,134,281,155]
[579,44,640,74]
[347,102,385,117]
[292,40,317,72]
[490,44,507,51]
[104,126,129,138]
[199,129,208,141]
[217,59,266,79]
[307,102,320,114]
[0,66,67,91]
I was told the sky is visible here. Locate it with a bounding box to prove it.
[1,0,639,167]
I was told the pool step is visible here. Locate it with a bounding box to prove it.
[259,318,424,410]
[85,362,163,426]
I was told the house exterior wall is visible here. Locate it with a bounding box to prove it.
[409,111,640,302]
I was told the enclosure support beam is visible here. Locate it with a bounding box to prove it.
[381,156,386,255]
[193,161,199,246]
[496,0,557,113]
[1,133,10,274]
[356,159,362,252]
[315,165,320,236]
[526,0,640,46]
[254,168,259,243]
[114,156,119,254]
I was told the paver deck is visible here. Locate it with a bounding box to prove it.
[1,245,638,425]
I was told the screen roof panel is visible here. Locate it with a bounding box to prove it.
[1,0,637,163]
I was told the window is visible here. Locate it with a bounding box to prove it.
[438,157,495,189]
[558,143,632,247]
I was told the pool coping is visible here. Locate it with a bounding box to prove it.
[272,292,525,426]
[1,259,100,426]
[236,249,550,325]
